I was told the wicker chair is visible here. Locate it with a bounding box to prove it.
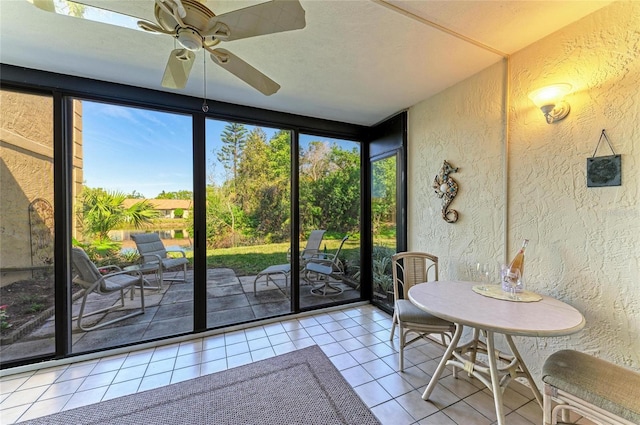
[542,350,640,425]
[389,252,455,371]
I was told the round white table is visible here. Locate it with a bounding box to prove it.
[408,280,585,425]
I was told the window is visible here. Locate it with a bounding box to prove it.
[70,99,193,353]
[298,134,361,308]
[0,70,379,368]
[205,119,292,327]
[0,89,55,363]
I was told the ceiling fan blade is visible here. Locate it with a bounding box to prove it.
[209,48,280,96]
[26,0,146,32]
[27,0,55,12]
[204,0,306,41]
[162,49,196,89]
[138,20,175,35]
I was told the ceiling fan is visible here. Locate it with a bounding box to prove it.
[27,0,306,95]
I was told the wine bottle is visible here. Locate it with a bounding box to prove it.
[508,239,529,278]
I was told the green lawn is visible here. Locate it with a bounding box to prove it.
[177,237,397,277]
[203,239,361,276]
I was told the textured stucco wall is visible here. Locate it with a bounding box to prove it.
[407,0,639,382]
[508,1,640,373]
[408,60,506,282]
[0,90,54,284]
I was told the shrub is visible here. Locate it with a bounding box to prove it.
[0,305,11,330]
[372,245,396,293]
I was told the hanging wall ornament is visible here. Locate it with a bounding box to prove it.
[433,160,459,223]
[587,129,621,187]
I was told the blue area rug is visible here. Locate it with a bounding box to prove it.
[23,344,381,425]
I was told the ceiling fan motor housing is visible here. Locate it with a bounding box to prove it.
[176,27,202,51]
[156,0,213,31]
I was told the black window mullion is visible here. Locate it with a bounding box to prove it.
[290,129,300,313]
[192,113,207,332]
[54,93,73,358]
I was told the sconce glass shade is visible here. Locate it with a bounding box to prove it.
[528,83,572,124]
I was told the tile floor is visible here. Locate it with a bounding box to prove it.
[0,304,594,425]
[0,268,360,363]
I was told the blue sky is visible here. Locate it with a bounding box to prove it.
[83,101,194,198]
[82,101,359,198]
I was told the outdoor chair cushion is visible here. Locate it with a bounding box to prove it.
[160,256,188,269]
[72,247,136,292]
[542,349,640,424]
[102,274,141,292]
[395,299,452,326]
[131,233,188,269]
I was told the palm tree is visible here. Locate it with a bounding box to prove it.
[80,188,158,241]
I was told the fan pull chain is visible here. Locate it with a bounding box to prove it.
[202,52,209,112]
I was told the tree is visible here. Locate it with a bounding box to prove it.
[216,122,248,186]
[204,185,248,248]
[310,145,360,232]
[299,142,360,234]
[64,1,85,17]
[372,155,396,233]
[235,128,268,211]
[79,187,158,241]
[236,129,291,241]
[156,190,193,200]
[299,141,333,232]
[256,131,291,240]
[300,141,332,181]
[126,190,145,199]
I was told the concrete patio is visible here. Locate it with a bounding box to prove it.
[0,268,359,363]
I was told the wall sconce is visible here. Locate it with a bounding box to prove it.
[528,83,572,124]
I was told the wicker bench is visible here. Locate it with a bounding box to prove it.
[542,350,640,425]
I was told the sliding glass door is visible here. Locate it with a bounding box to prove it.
[297,134,361,309]
[205,119,292,328]
[368,112,406,312]
[0,78,370,368]
[69,99,194,353]
[371,154,398,310]
[0,89,55,364]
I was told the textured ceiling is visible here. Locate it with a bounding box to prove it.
[0,0,613,125]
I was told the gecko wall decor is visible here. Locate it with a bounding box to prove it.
[432,160,459,223]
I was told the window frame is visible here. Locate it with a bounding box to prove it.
[1,64,378,368]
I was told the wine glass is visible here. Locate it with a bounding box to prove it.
[467,262,477,281]
[476,262,490,291]
[507,269,522,300]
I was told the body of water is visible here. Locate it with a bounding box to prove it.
[109,229,192,249]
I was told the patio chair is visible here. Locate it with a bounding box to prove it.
[131,233,188,285]
[71,247,145,331]
[302,229,326,262]
[304,235,349,296]
[288,229,326,268]
[304,235,349,278]
[389,252,455,371]
[253,263,291,295]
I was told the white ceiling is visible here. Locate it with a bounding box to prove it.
[0,0,613,126]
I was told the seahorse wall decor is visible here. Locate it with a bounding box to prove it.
[432,160,459,223]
